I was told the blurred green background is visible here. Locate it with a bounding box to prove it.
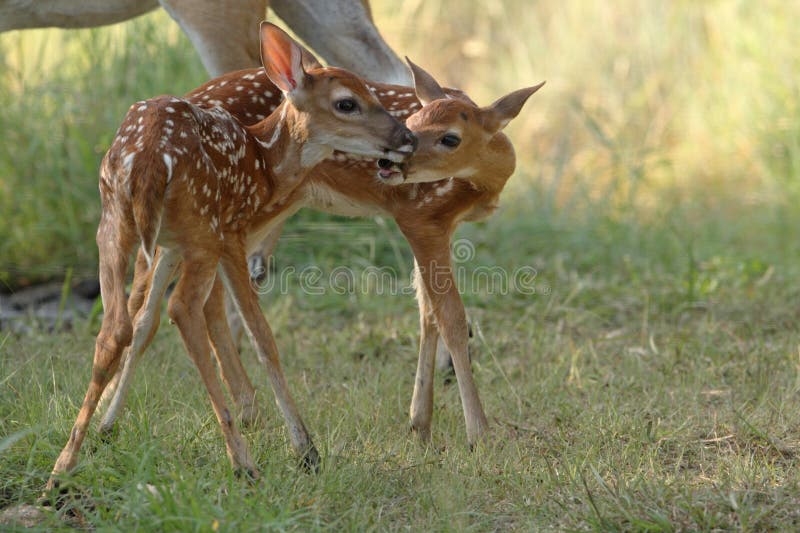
[1,0,798,290]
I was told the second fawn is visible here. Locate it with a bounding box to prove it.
[47,21,415,489]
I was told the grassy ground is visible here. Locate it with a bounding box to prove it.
[2,1,800,530]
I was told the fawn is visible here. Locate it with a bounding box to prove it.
[47,21,416,489]
[96,58,543,452]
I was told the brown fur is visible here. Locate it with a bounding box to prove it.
[47,23,415,488]
[97,63,543,452]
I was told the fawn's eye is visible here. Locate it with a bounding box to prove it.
[440,134,461,148]
[334,98,359,113]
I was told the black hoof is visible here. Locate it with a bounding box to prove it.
[97,423,118,443]
[234,466,260,483]
[300,446,320,474]
[39,479,68,509]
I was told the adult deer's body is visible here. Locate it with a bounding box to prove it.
[98,61,543,448]
[47,22,415,488]
[1,0,410,83]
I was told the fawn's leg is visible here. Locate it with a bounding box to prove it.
[409,260,440,442]
[219,248,319,471]
[399,223,489,447]
[98,247,180,433]
[47,216,136,489]
[97,248,153,412]
[228,221,286,347]
[205,276,261,426]
[167,254,257,478]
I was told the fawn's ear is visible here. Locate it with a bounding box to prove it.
[406,57,447,106]
[260,22,309,94]
[480,82,545,133]
[299,43,323,71]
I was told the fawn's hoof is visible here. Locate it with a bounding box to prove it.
[97,421,119,442]
[300,446,320,474]
[234,466,260,483]
[238,406,262,429]
[39,478,88,514]
[410,424,432,443]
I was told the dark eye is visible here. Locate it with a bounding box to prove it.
[334,99,359,113]
[440,134,461,148]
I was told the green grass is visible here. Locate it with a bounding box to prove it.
[2,215,800,529]
[2,0,800,530]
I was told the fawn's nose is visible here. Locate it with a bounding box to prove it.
[401,130,418,152]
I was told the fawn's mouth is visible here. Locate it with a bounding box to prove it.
[376,159,405,185]
[380,147,413,164]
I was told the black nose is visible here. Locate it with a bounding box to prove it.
[378,158,394,169]
[402,129,417,151]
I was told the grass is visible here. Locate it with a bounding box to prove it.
[2,226,800,530]
[2,0,800,530]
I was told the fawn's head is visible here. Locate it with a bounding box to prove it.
[260,23,416,166]
[387,59,543,187]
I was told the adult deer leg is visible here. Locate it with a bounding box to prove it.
[270,0,411,85]
[167,254,257,478]
[219,246,319,471]
[159,0,267,76]
[47,215,136,489]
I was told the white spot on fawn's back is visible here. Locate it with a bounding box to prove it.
[162,153,174,183]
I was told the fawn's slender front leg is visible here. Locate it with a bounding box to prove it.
[219,246,319,471]
[167,254,257,478]
[98,247,180,433]
[409,259,440,442]
[400,223,489,447]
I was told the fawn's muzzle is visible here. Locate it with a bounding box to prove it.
[382,127,416,163]
[399,129,418,152]
[389,126,417,154]
[376,158,406,185]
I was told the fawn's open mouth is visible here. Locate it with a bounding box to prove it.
[376,158,405,184]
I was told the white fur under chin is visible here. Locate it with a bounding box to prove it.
[376,172,404,186]
[301,143,333,168]
[406,166,478,184]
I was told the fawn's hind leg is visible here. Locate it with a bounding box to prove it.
[47,215,136,489]
[167,254,258,478]
[98,247,180,433]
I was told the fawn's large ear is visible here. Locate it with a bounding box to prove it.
[406,57,447,106]
[480,82,545,133]
[260,22,309,94]
[299,43,323,71]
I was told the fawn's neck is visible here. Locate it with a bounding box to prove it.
[249,101,333,184]
[471,133,516,195]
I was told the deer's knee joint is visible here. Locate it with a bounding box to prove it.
[97,320,133,355]
[167,296,189,326]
